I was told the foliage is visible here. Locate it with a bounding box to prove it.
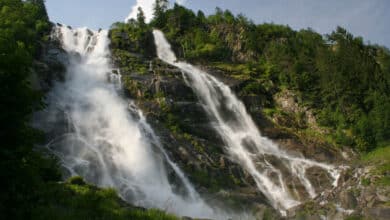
[362,145,390,186]
[0,3,181,219]
[32,176,179,220]
[145,3,390,152]
[109,15,155,58]
[0,0,62,219]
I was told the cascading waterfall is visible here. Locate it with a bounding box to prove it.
[35,25,229,219]
[153,29,342,214]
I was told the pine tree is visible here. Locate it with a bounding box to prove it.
[153,0,168,19]
[136,7,146,28]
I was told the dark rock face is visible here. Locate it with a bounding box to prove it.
[30,39,68,92]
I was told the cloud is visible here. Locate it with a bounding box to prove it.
[125,0,187,23]
[125,0,155,23]
[176,0,187,5]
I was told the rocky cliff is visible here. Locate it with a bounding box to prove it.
[108,29,389,219]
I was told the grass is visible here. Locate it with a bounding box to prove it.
[361,145,390,186]
[262,107,337,146]
[210,62,253,80]
[31,176,180,220]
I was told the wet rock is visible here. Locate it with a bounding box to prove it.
[339,191,357,209]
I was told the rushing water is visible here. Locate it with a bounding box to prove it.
[35,25,230,219]
[153,29,342,214]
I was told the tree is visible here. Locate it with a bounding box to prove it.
[153,0,168,19]
[136,7,146,28]
[152,0,168,27]
[27,0,49,20]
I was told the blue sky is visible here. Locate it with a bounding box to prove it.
[46,0,390,48]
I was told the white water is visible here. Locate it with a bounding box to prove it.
[36,25,230,219]
[153,30,342,213]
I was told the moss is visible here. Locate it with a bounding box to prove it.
[189,169,217,190]
[262,208,273,220]
[297,128,338,147]
[229,174,241,185]
[344,216,364,220]
[241,81,266,96]
[183,133,205,153]
[262,108,277,118]
[209,62,253,79]
[361,178,371,186]
[67,176,86,185]
[112,49,149,74]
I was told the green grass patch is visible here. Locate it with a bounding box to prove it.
[32,176,179,220]
[362,146,390,186]
[209,62,253,80]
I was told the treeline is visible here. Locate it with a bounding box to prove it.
[0,0,62,218]
[112,1,389,152]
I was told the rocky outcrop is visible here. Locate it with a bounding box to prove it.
[29,35,68,92]
[274,90,322,133]
[286,164,390,220]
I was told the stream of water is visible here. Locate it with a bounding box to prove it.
[35,25,227,219]
[153,29,342,214]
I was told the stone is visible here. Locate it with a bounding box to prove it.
[366,207,390,220]
[340,191,357,209]
[377,193,389,202]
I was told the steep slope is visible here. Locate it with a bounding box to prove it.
[108,4,389,219]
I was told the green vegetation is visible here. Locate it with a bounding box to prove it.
[109,6,155,58]
[361,146,390,186]
[147,2,390,152]
[0,0,61,218]
[2,0,389,218]
[110,1,389,152]
[0,1,178,219]
[32,176,179,220]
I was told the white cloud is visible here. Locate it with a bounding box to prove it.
[176,0,187,5]
[125,0,188,23]
[125,0,155,23]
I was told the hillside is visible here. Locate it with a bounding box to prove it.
[1,0,389,220]
[109,2,390,219]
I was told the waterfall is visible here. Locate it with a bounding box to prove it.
[153,29,342,214]
[35,25,228,219]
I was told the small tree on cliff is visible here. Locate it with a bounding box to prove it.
[136,7,146,29]
[153,0,168,27]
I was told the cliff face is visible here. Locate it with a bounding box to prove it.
[109,30,389,219]
[114,55,272,215]
[110,38,327,218]
[30,29,68,93]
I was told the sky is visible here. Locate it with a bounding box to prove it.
[46,0,390,48]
